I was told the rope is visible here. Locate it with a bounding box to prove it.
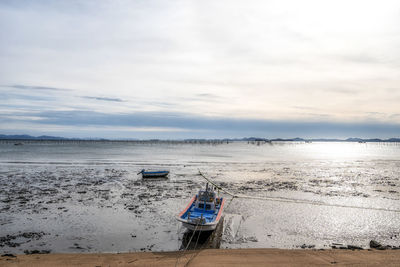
[198,170,400,213]
[175,220,201,267]
[183,229,203,267]
[183,216,225,267]
[224,195,236,211]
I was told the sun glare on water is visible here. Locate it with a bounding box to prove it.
[301,142,373,160]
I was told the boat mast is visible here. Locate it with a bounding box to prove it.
[204,183,209,211]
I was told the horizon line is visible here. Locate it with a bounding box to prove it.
[1,134,400,142]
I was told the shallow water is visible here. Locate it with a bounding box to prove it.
[0,141,399,253]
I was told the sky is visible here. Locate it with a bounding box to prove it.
[1,0,400,139]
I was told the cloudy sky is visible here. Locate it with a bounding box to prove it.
[1,0,400,139]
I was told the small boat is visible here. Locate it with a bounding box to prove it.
[138,169,169,178]
[177,183,225,231]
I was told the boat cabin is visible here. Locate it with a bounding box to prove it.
[194,186,221,212]
[196,190,216,211]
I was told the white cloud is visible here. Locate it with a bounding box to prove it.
[1,0,400,137]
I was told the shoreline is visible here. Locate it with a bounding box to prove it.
[2,248,400,266]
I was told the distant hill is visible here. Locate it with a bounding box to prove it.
[270,137,305,142]
[345,137,400,142]
[0,134,399,142]
[0,134,65,140]
[0,134,70,140]
[241,137,270,142]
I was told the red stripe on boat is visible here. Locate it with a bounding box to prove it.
[215,198,225,222]
[178,196,196,217]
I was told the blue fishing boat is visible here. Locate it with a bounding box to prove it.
[177,183,225,231]
[138,169,169,178]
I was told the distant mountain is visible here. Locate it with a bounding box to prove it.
[344,137,399,142]
[0,134,32,140]
[241,137,270,142]
[0,134,69,140]
[365,138,384,142]
[309,138,341,142]
[37,135,68,140]
[0,134,114,141]
[237,137,399,142]
[269,137,306,141]
[346,137,364,142]
[0,134,399,142]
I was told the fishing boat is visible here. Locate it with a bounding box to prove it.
[177,183,225,231]
[138,169,169,178]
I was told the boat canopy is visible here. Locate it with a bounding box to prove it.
[198,191,216,202]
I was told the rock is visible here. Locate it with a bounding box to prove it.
[71,243,84,250]
[370,240,382,249]
[23,250,51,255]
[347,245,363,250]
[377,246,390,250]
[1,254,16,258]
[247,236,258,242]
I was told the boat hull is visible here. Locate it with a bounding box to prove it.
[141,171,169,178]
[177,197,225,232]
[181,221,217,231]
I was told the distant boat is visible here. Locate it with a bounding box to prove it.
[14,142,23,146]
[138,169,169,178]
[177,183,225,231]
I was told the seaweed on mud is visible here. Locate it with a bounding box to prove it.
[23,249,51,254]
[0,167,131,214]
[0,232,46,248]
[241,180,299,191]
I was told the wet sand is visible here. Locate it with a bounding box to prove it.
[1,248,400,266]
[1,141,400,253]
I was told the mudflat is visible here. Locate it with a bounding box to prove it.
[1,248,400,267]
